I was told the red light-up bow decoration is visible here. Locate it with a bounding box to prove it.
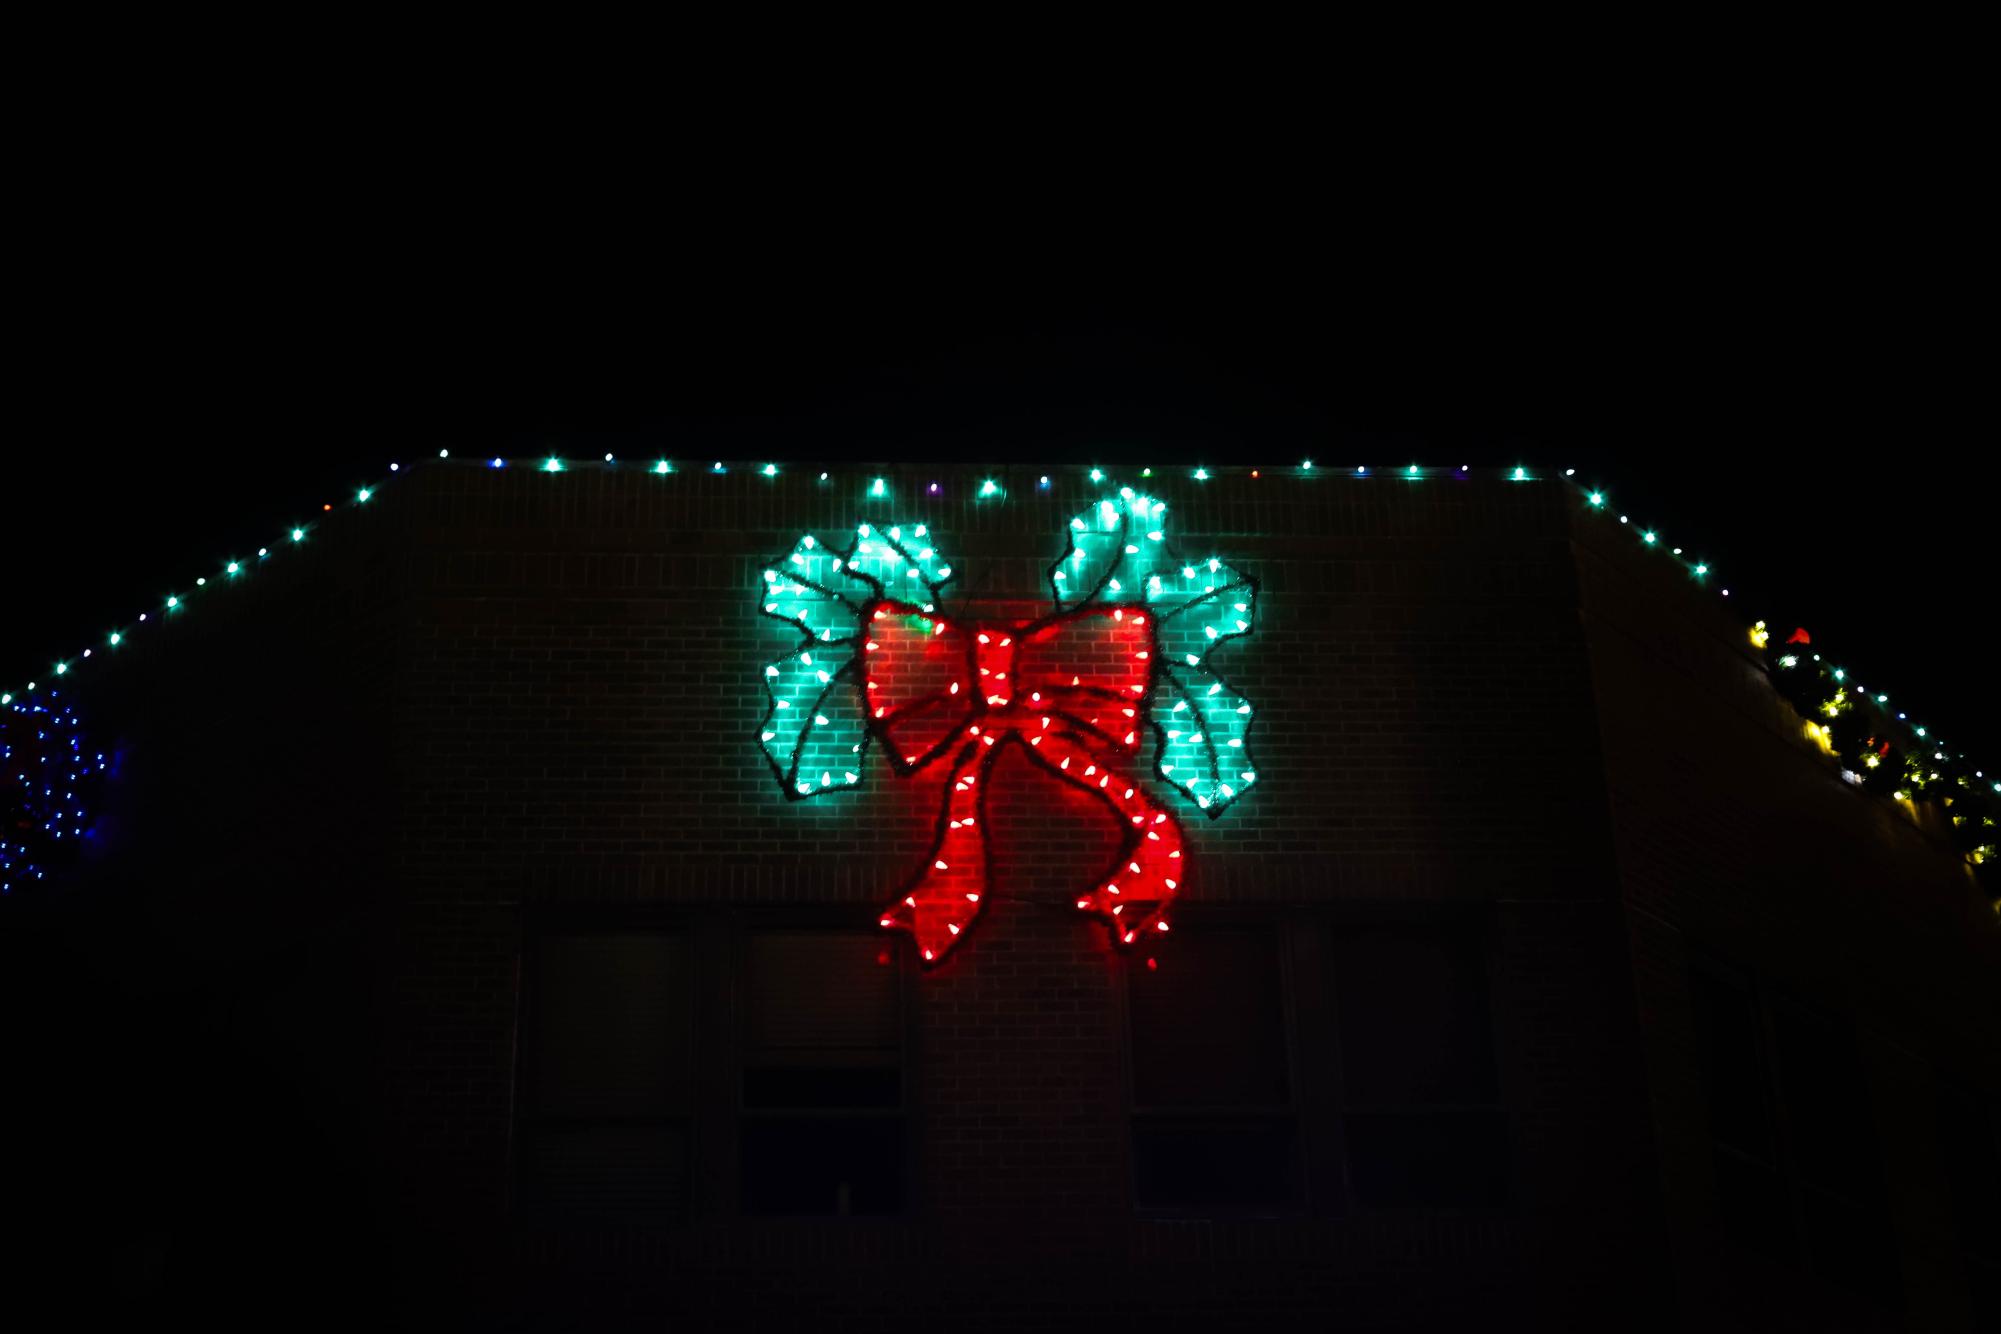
[755,492,1257,964]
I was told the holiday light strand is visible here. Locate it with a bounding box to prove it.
[1,694,106,895]
[1551,469,1996,896]
[4,455,1990,905]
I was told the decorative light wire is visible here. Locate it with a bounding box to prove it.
[1,692,105,894]
[2,457,1990,894]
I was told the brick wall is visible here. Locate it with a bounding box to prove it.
[49,461,1986,1328]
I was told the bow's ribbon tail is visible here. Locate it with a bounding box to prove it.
[1023,731,1185,946]
[879,738,997,963]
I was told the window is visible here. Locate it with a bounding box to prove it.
[1330,923,1508,1209]
[1127,926,1297,1210]
[1689,959,1899,1304]
[739,931,905,1216]
[517,930,692,1223]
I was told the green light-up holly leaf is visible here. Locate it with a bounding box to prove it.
[756,646,871,798]
[1046,488,1250,618]
[760,534,863,644]
[756,533,872,799]
[1046,490,1259,816]
[1149,579,1258,815]
[836,522,956,610]
[1048,492,1143,605]
[755,523,961,800]
[1150,664,1255,814]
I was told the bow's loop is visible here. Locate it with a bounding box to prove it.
[867,605,975,772]
[1012,608,1153,752]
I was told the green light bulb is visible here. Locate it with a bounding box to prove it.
[357,487,372,502]
[542,458,563,473]
[291,528,304,542]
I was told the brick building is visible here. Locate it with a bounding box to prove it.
[10,461,1996,1330]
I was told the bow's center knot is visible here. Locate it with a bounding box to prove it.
[972,627,1020,712]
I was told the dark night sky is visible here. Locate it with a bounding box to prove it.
[5,217,1995,765]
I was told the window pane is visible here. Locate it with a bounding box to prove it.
[519,1124,688,1223]
[1332,926,1497,1107]
[1689,963,1775,1161]
[532,933,690,1119]
[1132,1116,1296,1209]
[1344,1110,1509,1208]
[746,932,900,1055]
[1129,928,1289,1108]
[740,1118,903,1216]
